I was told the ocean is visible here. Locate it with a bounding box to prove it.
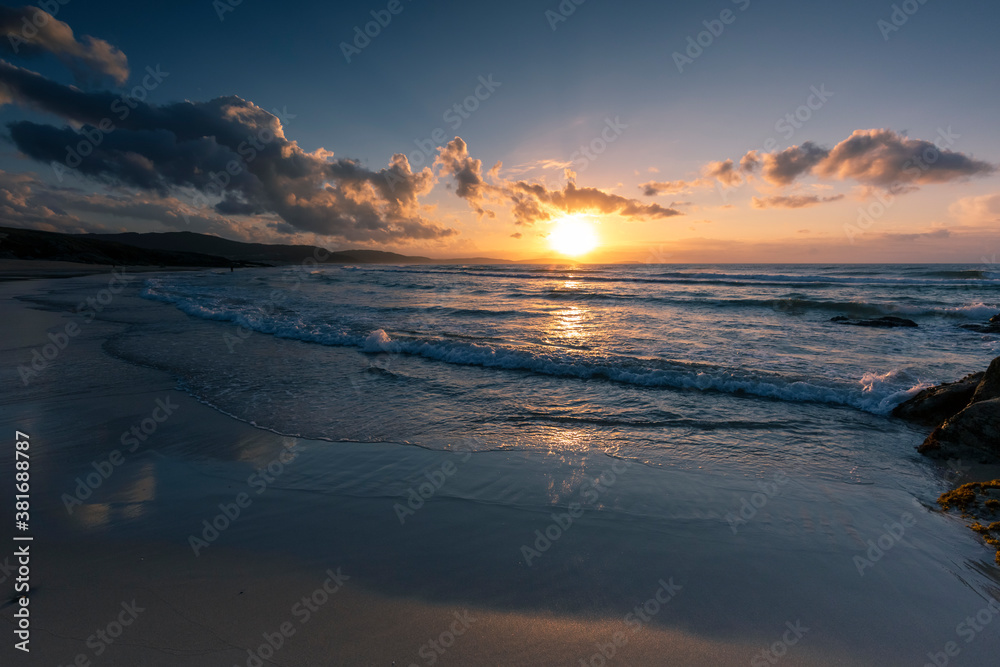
[129,263,999,470]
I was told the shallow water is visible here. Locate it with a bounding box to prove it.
[127,264,998,468]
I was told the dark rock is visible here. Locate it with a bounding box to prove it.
[918,398,1000,462]
[971,356,1000,404]
[830,315,918,328]
[959,322,1000,333]
[893,372,985,424]
[992,313,1000,324]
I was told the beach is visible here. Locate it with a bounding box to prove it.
[2,266,1000,666]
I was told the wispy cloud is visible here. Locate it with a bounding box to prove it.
[751,194,844,209]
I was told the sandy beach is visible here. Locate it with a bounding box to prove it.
[1,268,999,666]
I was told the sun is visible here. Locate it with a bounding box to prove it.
[548,215,600,257]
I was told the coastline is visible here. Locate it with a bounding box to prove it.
[2,273,1000,665]
[0,259,216,283]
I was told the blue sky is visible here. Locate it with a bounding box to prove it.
[2,0,999,260]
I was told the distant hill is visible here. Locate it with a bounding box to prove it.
[0,226,263,268]
[82,231,512,265]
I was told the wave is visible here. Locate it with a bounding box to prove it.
[519,290,997,319]
[333,265,1000,288]
[141,283,927,416]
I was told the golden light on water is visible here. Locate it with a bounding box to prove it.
[548,215,599,257]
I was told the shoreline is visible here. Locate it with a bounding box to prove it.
[2,273,1000,665]
[0,259,221,282]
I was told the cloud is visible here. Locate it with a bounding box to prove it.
[435,137,493,217]
[704,159,743,187]
[949,193,1000,224]
[639,180,692,196]
[0,168,281,239]
[879,229,951,242]
[641,160,752,197]
[751,194,844,209]
[0,63,454,243]
[751,142,828,186]
[734,129,994,189]
[0,6,128,85]
[436,137,682,225]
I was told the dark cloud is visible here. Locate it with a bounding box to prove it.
[0,63,453,243]
[0,6,128,85]
[732,129,994,189]
[0,169,267,238]
[755,142,828,186]
[814,129,994,186]
[435,137,492,217]
[751,194,844,209]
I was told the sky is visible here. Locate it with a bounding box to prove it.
[1,0,1000,262]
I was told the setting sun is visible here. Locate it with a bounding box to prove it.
[548,215,599,256]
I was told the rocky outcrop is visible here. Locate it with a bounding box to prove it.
[909,357,1000,462]
[830,316,918,328]
[919,398,1000,461]
[892,372,984,424]
[971,357,1000,404]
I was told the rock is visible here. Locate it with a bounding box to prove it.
[971,356,1000,404]
[892,372,985,424]
[959,322,1000,333]
[992,313,1000,324]
[918,398,1000,462]
[830,316,918,328]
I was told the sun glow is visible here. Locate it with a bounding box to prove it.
[548,215,599,256]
